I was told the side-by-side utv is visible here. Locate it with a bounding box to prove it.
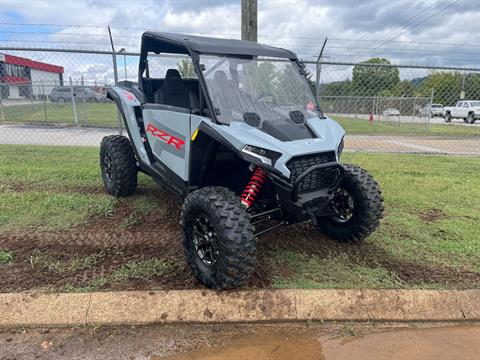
[102,32,384,289]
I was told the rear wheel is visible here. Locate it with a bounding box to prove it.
[316,164,384,243]
[181,187,256,289]
[100,135,137,196]
[467,113,476,124]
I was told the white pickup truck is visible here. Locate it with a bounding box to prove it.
[444,100,480,124]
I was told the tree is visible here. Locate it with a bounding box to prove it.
[320,80,352,97]
[177,59,196,78]
[391,80,415,97]
[352,58,400,96]
[418,71,462,106]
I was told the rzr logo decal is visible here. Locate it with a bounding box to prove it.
[146,124,185,150]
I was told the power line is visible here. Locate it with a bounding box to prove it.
[351,0,461,60]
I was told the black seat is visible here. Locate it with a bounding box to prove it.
[154,69,197,110]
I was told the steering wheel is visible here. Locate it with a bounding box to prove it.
[256,92,278,105]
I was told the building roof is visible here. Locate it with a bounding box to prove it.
[1,53,64,74]
[141,32,296,59]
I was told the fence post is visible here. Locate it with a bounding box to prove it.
[108,25,123,135]
[315,38,328,100]
[412,97,416,123]
[69,77,79,126]
[428,88,434,127]
[81,75,89,126]
[42,84,47,123]
[0,98,4,125]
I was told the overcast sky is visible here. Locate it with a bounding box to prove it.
[1,0,479,83]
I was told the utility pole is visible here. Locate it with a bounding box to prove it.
[241,0,257,42]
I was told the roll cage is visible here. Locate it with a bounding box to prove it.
[137,32,305,124]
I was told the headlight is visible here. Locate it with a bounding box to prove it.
[337,137,344,158]
[241,145,282,166]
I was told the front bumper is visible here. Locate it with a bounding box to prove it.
[269,162,345,223]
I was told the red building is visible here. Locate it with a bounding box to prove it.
[0,53,64,99]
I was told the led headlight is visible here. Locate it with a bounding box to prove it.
[241,145,282,166]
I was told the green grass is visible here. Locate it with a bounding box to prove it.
[271,250,404,289]
[332,116,480,137]
[343,152,480,270]
[3,102,117,127]
[0,191,115,232]
[0,249,14,264]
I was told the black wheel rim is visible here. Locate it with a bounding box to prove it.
[192,214,219,267]
[331,188,355,223]
[103,152,113,183]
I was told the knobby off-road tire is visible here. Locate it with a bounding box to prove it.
[181,187,256,290]
[316,164,384,243]
[100,135,137,196]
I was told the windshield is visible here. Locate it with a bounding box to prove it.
[469,101,480,107]
[200,55,321,124]
[432,104,442,108]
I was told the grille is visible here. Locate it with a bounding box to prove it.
[286,151,338,193]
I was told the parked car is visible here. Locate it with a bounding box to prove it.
[417,104,444,117]
[50,86,107,103]
[382,108,400,117]
[444,100,480,124]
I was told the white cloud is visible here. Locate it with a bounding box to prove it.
[1,0,479,85]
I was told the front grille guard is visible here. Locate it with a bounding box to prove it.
[291,162,344,202]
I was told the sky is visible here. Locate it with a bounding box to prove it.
[1,0,479,84]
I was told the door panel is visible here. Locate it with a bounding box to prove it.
[142,105,191,181]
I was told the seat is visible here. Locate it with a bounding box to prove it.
[154,69,198,110]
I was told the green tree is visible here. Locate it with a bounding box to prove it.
[352,58,400,96]
[320,80,352,97]
[177,59,196,78]
[392,80,416,97]
[418,71,461,106]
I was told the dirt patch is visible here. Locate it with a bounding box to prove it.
[0,185,478,292]
[418,208,447,223]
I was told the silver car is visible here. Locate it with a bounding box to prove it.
[50,86,106,103]
[417,104,444,117]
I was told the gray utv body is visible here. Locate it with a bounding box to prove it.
[107,32,346,225]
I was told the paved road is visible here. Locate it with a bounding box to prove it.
[1,124,479,155]
[1,322,478,359]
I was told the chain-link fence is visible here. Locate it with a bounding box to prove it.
[1,46,479,154]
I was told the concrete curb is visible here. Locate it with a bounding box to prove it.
[1,289,479,327]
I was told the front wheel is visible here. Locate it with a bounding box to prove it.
[316,164,384,243]
[444,113,452,123]
[181,187,256,289]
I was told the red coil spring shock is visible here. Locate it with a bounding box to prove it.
[240,167,266,208]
